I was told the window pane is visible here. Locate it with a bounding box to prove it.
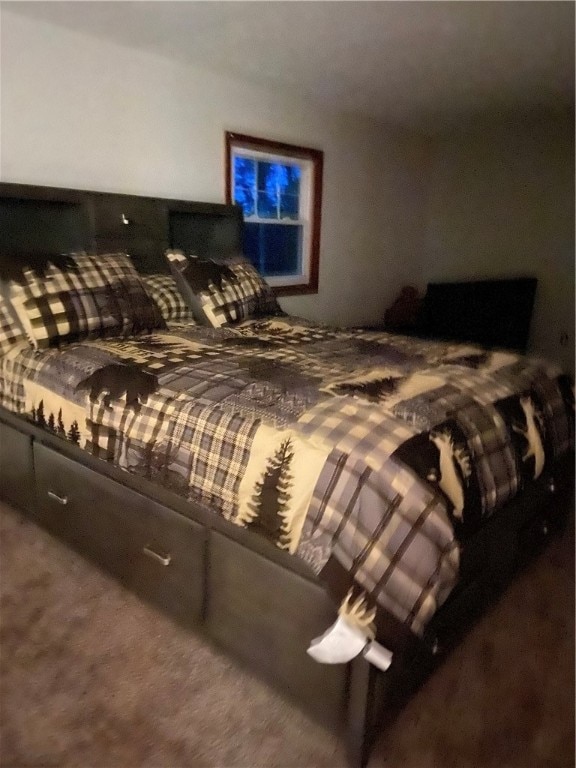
[233,156,256,217]
[244,223,303,277]
[280,194,299,220]
[257,190,278,219]
[253,162,302,220]
[257,162,282,218]
[285,165,301,196]
[257,162,285,192]
[235,186,255,217]
[234,156,256,187]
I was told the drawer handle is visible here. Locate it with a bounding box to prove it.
[142,546,171,567]
[47,490,68,506]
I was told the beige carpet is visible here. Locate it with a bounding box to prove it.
[0,500,574,768]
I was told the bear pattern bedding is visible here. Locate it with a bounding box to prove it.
[0,315,573,642]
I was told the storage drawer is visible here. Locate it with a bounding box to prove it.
[0,421,35,513]
[34,443,205,627]
[126,499,206,628]
[206,531,348,728]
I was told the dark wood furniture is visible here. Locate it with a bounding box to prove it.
[382,278,538,353]
[0,182,572,767]
[418,277,538,352]
[0,182,243,274]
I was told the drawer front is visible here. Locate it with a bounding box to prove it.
[0,422,35,513]
[35,444,134,580]
[206,531,347,728]
[125,499,206,628]
[34,444,205,627]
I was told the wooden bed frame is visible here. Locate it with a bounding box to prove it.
[0,182,573,767]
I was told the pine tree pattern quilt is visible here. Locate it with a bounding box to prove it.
[0,316,573,641]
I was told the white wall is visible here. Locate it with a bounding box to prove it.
[422,113,575,373]
[3,10,570,370]
[0,8,428,326]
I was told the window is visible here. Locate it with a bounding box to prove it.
[225,132,323,295]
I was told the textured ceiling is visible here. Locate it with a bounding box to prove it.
[5,1,575,133]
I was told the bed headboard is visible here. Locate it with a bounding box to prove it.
[0,182,243,276]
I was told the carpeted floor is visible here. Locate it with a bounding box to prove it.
[0,500,574,768]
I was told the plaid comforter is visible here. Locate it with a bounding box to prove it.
[1,316,573,641]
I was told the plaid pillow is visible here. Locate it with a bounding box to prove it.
[0,293,27,356]
[7,252,165,349]
[142,274,196,325]
[165,250,282,328]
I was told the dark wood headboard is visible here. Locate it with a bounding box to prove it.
[0,182,243,275]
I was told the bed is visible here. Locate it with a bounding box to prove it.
[0,182,573,767]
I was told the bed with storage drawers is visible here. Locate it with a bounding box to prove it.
[0,182,573,767]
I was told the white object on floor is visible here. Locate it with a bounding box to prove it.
[307,615,393,671]
[307,615,367,664]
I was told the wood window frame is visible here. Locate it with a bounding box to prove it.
[225,132,323,296]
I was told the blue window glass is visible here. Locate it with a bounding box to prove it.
[285,166,301,196]
[258,162,289,193]
[280,194,299,220]
[257,162,280,218]
[257,190,277,219]
[235,155,304,278]
[244,223,303,277]
[233,156,256,217]
[255,162,301,221]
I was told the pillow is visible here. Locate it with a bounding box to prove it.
[142,273,196,325]
[0,294,27,356]
[165,250,282,328]
[6,252,165,349]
